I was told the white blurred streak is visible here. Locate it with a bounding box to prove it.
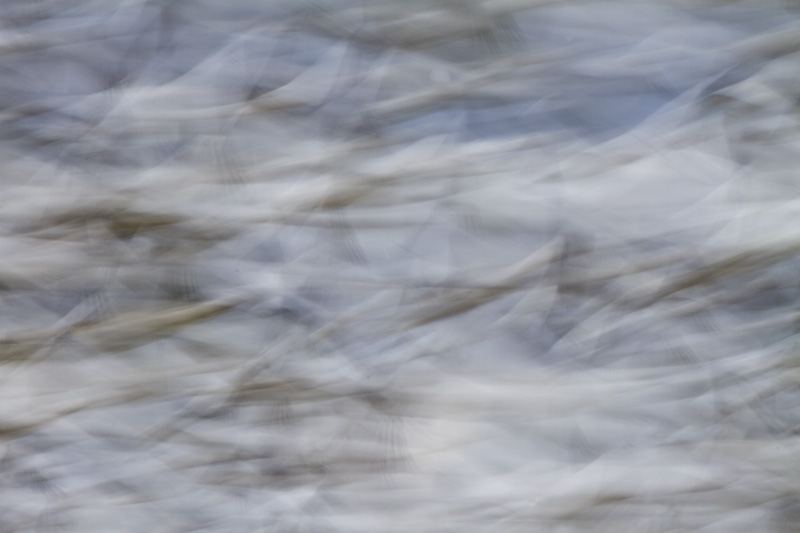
[1,0,800,532]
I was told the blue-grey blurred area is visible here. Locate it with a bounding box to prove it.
[2,0,800,531]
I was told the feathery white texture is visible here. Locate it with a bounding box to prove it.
[1,1,800,532]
